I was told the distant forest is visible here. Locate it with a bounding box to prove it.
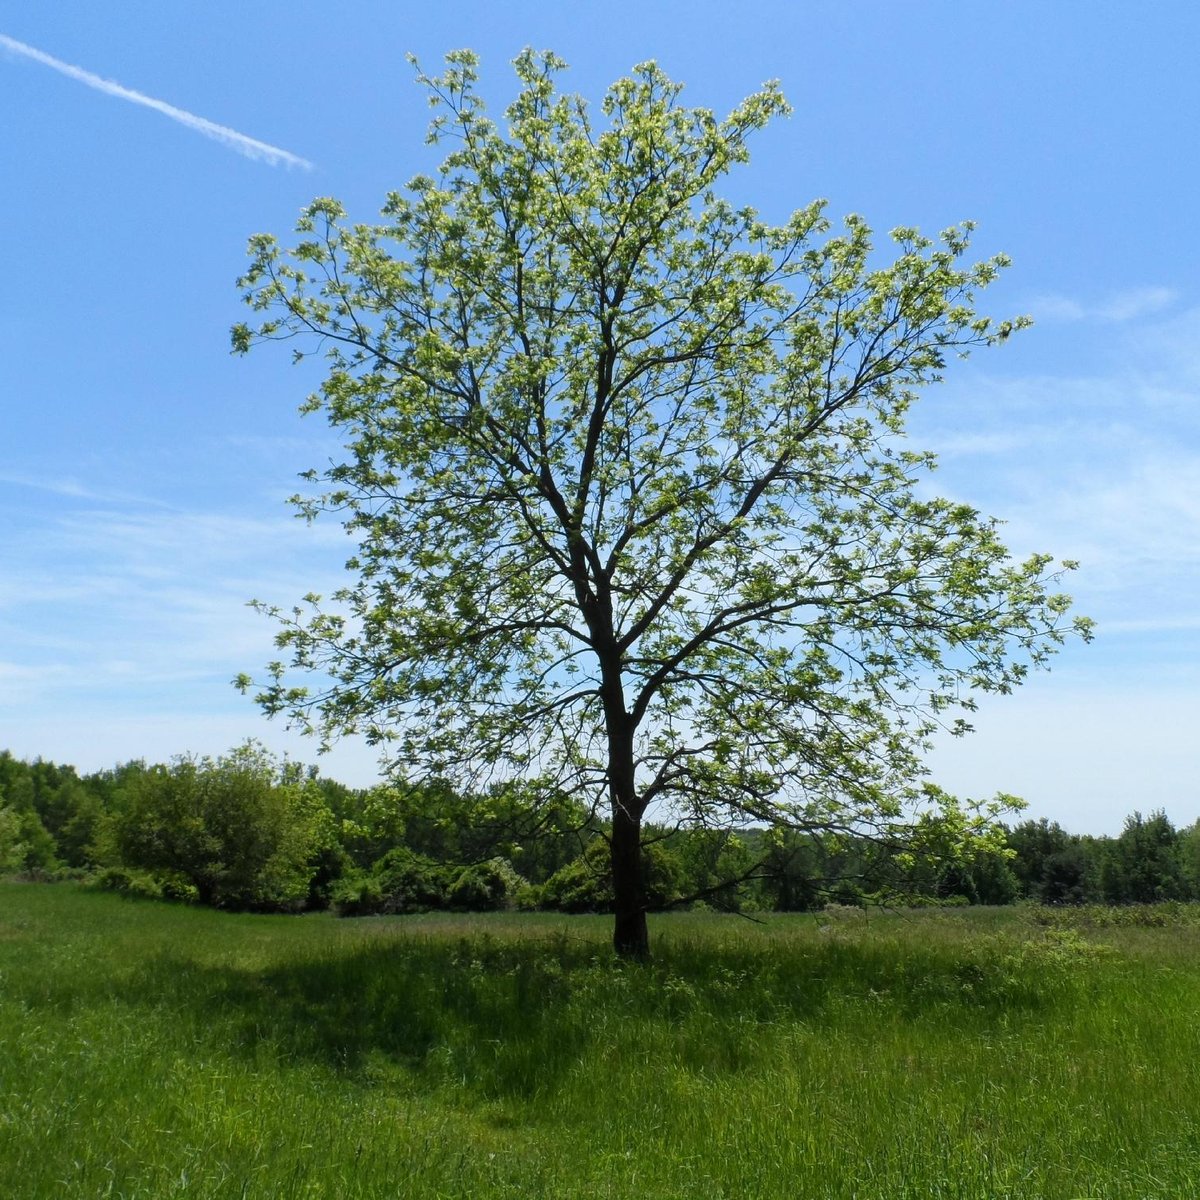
[1,746,1194,914]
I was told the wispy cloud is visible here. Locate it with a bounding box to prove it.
[925,431,1028,457]
[0,32,313,169]
[910,310,1200,639]
[1027,286,1177,324]
[0,503,351,680]
[0,468,174,507]
[0,498,378,782]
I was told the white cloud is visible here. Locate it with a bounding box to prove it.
[925,431,1028,456]
[0,469,173,507]
[0,485,379,784]
[0,502,353,713]
[1024,285,1177,324]
[906,303,1200,726]
[0,32,313,169]
[1101,616,1200,634]
[1123,307,1200,392]
[1025,294,1086,322]
[1097,286,1178,322]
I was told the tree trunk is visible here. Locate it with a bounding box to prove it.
[592,618,648,959]
[611,797,649,960]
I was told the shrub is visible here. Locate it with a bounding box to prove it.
[155,871,200,904]
[109,744,334,911]
[335,852,526,917]
[88,867,165,901]
[447,858,525,911]
[511,881,543,911]
[331,873,386,917]
[369,848,450,914]
[0,804,58,874]
[539,839,683,913]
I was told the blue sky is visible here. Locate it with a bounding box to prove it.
[2,2,1197,834]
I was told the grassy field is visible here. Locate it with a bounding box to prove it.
[3,886,1200,1198]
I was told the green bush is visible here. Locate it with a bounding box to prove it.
[372,848,450,913]
[0,806,28,874]
[335,853,527,917]
[88,867,165,901]
[304,841,352,909]
[155,871,200,904]
[538,839,683,913]
[108,744,334,911]
[331,873,386,917]
[0,804,58,874]
[447,858,525,911]
[511,881,543,911]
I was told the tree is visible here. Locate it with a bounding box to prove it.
[1179,820,1200,900]
[233,51,1089,957]
[110,744,334,910]
[1006,817,1075,902]
[1039,841,1091,905]
[0,804,27,874]
[0,754,60,873]
[1109,810,1184,904]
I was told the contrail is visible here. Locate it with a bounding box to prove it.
[0,32,313,169]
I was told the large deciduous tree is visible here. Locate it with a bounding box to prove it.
[234,51,1089,958]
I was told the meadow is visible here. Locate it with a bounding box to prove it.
[2,885,1200,1198]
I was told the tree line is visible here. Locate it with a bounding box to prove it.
[1,746,1194,913]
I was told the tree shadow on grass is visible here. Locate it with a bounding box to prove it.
[97,923,1078,1104]
[120,932,632,1101]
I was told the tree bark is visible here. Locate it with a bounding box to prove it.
[589,597,649,959]
[611,802,649,959]
[605,702,649,958]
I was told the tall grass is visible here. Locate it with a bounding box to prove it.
[3,884,1200,1197]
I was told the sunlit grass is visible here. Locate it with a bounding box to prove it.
[3,884,1200,1197]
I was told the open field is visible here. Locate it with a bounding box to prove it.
[3,886,1200,1198]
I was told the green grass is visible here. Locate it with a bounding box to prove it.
[4,886,1200,1197]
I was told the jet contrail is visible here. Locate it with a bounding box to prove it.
[0,32,313,169]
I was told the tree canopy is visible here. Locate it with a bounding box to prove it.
[233,50,1090,956]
